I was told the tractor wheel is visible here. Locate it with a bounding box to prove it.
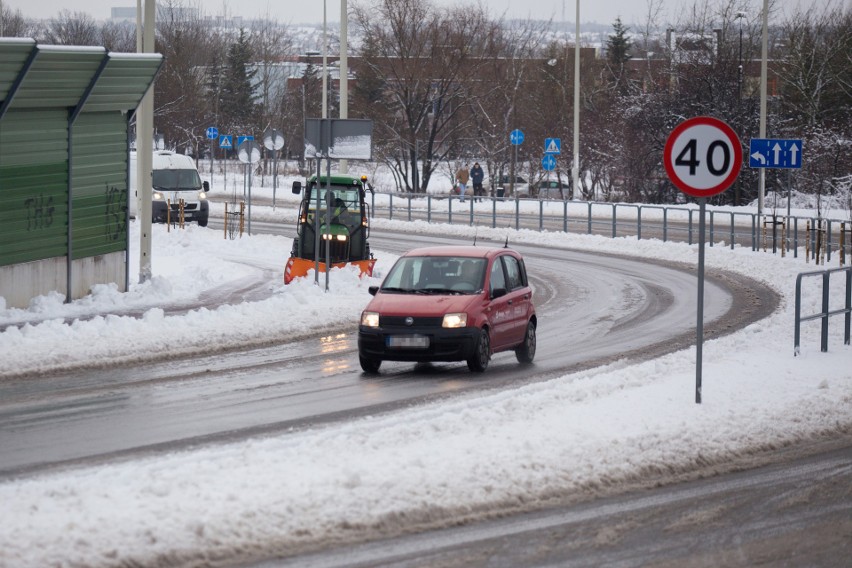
[467,328,490,373]
[359,354,382,374]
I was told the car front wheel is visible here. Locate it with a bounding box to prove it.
[467,328,490,373]
[516,320,536,364]
[359,354,381,374]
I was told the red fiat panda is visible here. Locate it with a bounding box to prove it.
[358,246,536,373]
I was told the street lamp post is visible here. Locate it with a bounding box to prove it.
[735,11,746,206]
[572,0,580,201]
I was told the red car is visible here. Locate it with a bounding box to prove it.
[358,246,536,373]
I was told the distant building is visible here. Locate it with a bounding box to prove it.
[110,7,136,22]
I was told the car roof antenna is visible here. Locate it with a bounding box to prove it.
[473,229,477,246]
[504,235,509,248]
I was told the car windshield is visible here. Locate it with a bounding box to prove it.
[152,169,202,191]
[382,256,486,294]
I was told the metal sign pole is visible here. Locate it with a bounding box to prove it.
[696,198,706,404]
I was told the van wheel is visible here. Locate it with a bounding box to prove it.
[198,216,209,227]
[516,321,536,364]
[359,355,381,374]
[467,328,490,373]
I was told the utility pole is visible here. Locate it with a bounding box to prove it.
[137,0,155,283]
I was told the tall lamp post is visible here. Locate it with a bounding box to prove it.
[735,11,746,206]
[572,0,580,200]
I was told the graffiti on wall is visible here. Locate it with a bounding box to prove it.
[24,194,55,231]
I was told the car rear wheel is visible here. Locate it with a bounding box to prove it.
[359,354,381,374]
[516,320,536,364]
[467,328,490,373]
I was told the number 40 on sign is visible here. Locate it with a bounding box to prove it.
[663,116,742,198]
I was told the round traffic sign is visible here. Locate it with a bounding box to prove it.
[206,126,218,139]
[510,129,524,145]
[237,140,261,164]
[663,116,742,198]
[541,154,556,171]
[263,128,285,151]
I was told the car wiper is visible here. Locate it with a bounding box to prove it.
[413,288,450,294]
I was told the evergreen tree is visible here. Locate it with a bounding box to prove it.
[221,28,258,132]
[606,17,632,92]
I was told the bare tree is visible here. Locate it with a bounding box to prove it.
[40,10,99,45]
[352,0,494,193]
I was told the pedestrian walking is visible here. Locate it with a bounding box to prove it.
[455,164,470,203]
[470,162,484,201]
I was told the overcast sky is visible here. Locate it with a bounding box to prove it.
[4,0,701,27]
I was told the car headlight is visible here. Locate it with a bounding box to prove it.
[153,191,164,200]
[198,191,207,199]
[442,313,467,328]
[361,311,380,327]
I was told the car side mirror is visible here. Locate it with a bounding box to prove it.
[202,181,210,192]
[368,286,379,296]
[292,181,302,194]
[491,287,507,299]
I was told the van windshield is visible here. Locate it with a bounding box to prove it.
[152,169,202,191]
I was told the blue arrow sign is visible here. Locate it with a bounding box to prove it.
[510,129,524,145]
[219,135,233,148]
[541,154,557,171]
[544,138,561,154]
[206,126,218,139]
[749,138,802,169]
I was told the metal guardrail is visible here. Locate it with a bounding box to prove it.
[371,192,852,262]
[794,266,852,355]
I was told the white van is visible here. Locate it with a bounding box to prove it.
[129,150,209,226]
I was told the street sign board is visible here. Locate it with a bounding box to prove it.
[510,129,524,145]
[749,138,802,169]
[663,116,742,198]
[304,118,373,159]
[219,135,232,148]
[206,126,218,139]
[544,138,561,154]
[541,154,557,171]
[237,139,261,164]
[237,135,254,147]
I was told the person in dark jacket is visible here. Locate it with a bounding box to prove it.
[470,162,485,201]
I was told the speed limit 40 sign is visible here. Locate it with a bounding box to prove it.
[664,116,742,198]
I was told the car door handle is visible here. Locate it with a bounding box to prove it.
[507,299,513,305]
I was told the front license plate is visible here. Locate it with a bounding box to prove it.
[388,335,430,349]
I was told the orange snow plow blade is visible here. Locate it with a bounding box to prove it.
[284,257,376,284]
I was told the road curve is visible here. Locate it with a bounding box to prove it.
[0,228,777,479]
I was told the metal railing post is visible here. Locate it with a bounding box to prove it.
[427,194,432,223]
[469,197,474,226]
[448,195,452,225]
[563,200,568,233]
[588,202,592,234]
[794,273,803,355]
[612,204,617,238]
[821,271,831,352]
[637,206,642,240]
[663,208,668,242]
[730,212,735,250]
[389,193,393,221]
[492,196,497,228]
[515,197,520,230]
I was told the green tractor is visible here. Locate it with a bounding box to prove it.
[284,173,376,284]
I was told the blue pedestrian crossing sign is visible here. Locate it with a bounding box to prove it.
[544,138,561,154]
[749,138,802,169]
[510,129,524,145]
[541,154,557,171]
[206,126,218,139]
[219,135,233,148]
[237,135,254,147]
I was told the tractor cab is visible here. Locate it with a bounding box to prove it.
[285,174,376,284]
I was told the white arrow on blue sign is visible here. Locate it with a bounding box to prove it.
[749,138,802,169]
[541,154,557,171]
[237,135,255,147]
[219,135,233,148]
[510,129,524,145]
[206,126,218,139]
[544,138,561,154]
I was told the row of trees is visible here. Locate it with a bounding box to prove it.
[2,0,849,210]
